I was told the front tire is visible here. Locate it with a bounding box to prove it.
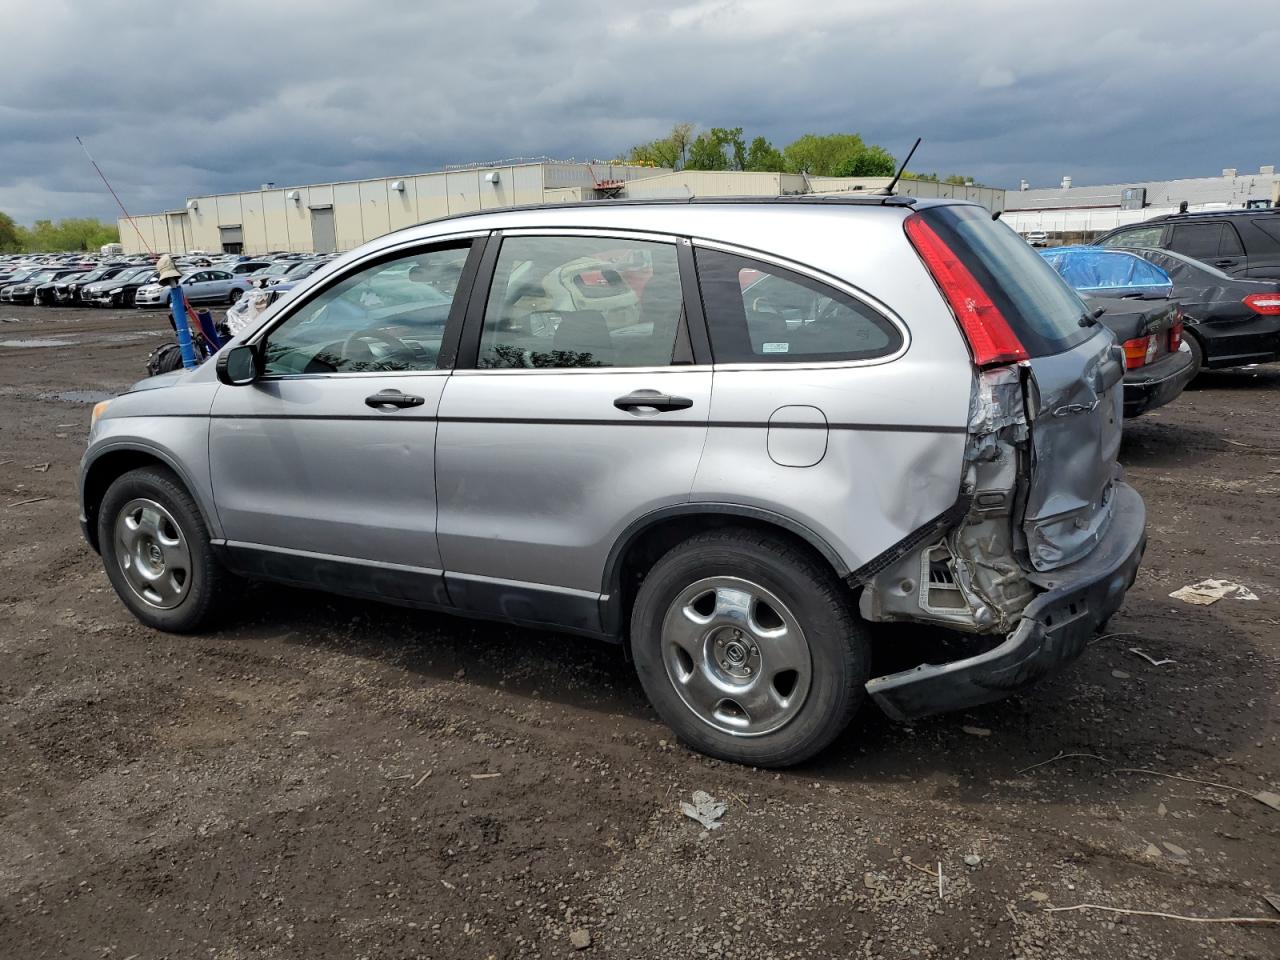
[630,529,868,767]
[97,466,229,633]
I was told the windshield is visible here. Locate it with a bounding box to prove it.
[28,272,55,283]
[921,205,1093,356]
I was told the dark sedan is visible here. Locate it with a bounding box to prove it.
[83,267,159,307]
[53,264,133,304]
[32,267,92,305]
[1040,246,1196,417]
[1,268,90,304]
[1112,246,1280,374]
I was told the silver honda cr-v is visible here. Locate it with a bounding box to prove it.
[80,197,1146,766]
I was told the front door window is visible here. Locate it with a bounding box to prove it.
[261,244,472,374]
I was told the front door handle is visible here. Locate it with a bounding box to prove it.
[613,390,694,412]
[365,389,425,409]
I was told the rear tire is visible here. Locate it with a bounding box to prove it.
[630,528,868,767]
[97,466,229,633]
[228,288,243,305]
[1185,332,1205,377]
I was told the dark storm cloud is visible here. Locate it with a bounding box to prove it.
[1,0,1276,223]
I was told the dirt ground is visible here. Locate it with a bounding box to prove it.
[1,303,1277,960]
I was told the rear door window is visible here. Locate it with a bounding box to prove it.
[1169,222,1242,258]
[695,249,901,363]
[476,235,685,369]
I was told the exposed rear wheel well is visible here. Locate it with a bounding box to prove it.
[82,451,184,551]
[606,513,852,642]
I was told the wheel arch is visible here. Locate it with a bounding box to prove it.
[81,444,216,553]
[599,504,852,640]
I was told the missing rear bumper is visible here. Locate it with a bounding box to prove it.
[865,482,1146,721]
[1123,346,1196,418]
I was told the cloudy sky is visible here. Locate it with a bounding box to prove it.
[1,0,1275,224]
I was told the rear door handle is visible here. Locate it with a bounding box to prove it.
[613,390,694,412]
[365,389,425,409]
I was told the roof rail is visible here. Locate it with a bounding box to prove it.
[1158,207,1276,220]
[398,193,920,234]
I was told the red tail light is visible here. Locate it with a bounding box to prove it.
[1243,292,1280,315]
[904,214,1029,367]
[1168,314,1184,352]
[1123,335,1157,369]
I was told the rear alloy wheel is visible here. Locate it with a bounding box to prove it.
[98,466,230,632]
[228,288,243,305]
[630,529,868,767]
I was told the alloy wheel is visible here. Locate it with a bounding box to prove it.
[660,576,812,737]
[114,497,192,609]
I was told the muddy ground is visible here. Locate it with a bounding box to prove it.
[1,303,1277,960]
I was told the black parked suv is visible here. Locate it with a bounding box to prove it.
[1094,209,1280,280]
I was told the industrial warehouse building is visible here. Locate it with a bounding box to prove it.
[117,160,1006,256]
[1003,164,1280,239]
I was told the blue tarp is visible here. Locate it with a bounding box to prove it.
[1040,245,1173,297]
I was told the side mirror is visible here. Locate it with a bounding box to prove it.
[216,344,261,385]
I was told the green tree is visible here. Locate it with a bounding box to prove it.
[782,133,868,176]
[832,144,897,177]
[8,217,119,252]
[685,127,746,171]
[0,212,21,252]
[943,174,971,186]
[744,136,786,172]
[623,121,695,169]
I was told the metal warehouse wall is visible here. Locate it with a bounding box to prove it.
[1007,166,1279,212]
[118,164,1007,254]
[807,177,1006,213]
[620,170,809,199]
[116,162,666,255]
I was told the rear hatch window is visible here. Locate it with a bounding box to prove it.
[921,205,1094,357]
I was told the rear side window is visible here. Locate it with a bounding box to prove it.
[1169,222,1243,258]
[920,205,1092,357]
[695,249,901,364]
[1245,217,1280,253]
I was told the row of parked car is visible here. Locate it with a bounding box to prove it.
[0,251,335,309]
[1036,207,1280,417]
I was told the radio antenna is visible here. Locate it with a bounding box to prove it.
[882,137,922,195]
[76,135,153,254]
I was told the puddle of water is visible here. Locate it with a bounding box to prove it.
[43,390,115,404]
[101,331,165,343]
[0,338,74,348]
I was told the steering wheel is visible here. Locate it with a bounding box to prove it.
[340,326,414,364]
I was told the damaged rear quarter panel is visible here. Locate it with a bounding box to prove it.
[1021,331,1125,570]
